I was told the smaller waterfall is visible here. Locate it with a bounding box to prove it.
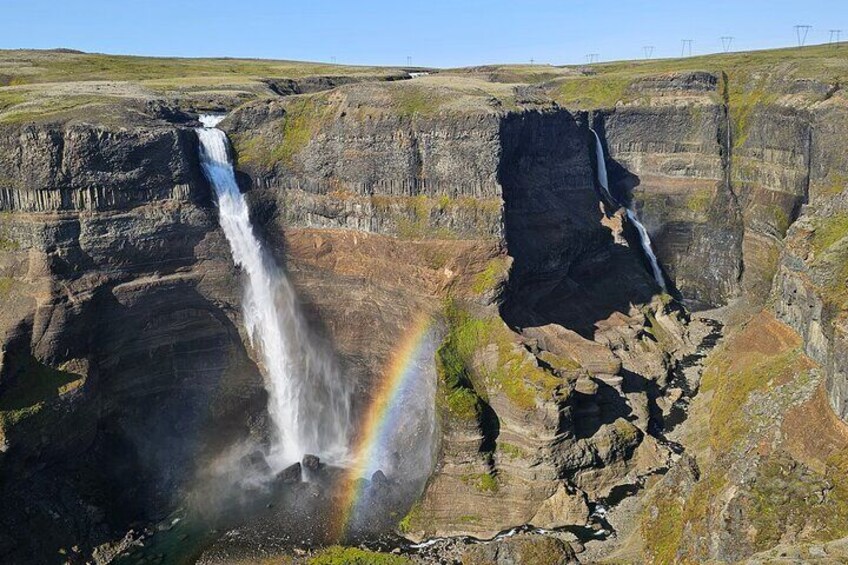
[625,208,667,291]
[196,115,352,469]
[590,129,616,205]
[590,129,667,291]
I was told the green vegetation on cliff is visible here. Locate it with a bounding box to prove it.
[640,314,848,562]
[231,93,339,168]
[0,356,84,429]
[812,213,848,255]
[436,301,487,421]
[808,214,848,311]
[437,301,559,415]
[545,43,846,109]
[308,546,411,565]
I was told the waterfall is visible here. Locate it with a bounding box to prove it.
[196,114,352,469]
[625,208,667,291]
[590,129,667,291]
[590,129,616,205]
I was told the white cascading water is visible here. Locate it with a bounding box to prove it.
[590,129,667,291]
[196,115,352,469]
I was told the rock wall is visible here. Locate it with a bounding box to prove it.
[595,89,743,306]
[0,120,269,562]
[772,99,848,420]
[0,122,207,212]
[221,95,705,541]
[2,66,847,562]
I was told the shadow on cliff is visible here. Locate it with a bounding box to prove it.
[0,283,268,563]
[496,111,660,339]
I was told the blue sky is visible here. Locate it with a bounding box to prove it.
[2,0,844,67]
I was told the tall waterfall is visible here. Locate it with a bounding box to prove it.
[196,115,352,469]
[590,129,667,291]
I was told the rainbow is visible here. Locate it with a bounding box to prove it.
[333,311,435,538]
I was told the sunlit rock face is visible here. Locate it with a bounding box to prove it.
[222,95,704,544]
[1,53,847,564]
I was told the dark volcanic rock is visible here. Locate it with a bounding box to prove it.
[302,454,321,473]
[277,462,302,484]
[240,450,272,476]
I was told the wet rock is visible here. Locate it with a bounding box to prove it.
[371,470,389,487]
[302,454,321,473]
[240,450,272,476]
[276,462,301,484]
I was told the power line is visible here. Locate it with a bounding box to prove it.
[406,55,412,66]
[586,53,599,64]
[794,24,812,47]
[830,29,843,48]
[721,36,734,53]
[681,39,693,57]
[643,45,654,59]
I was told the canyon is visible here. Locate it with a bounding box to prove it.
[0,45,847,564]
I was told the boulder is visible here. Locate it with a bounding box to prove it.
[302,454,321,473]
[240,450,271,476]
[461,534,579,565]
[530,485,590,528]
[276,462,302,484]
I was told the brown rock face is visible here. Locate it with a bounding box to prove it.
[460,533,579,565]
[6,59,847,564]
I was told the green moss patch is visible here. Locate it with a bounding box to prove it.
[461,472,499,493]
[553,76,632,108]
[390,84,447,116]
[232,94,338,169]
[0,355,84,429]
[438,301,559,414]
[436,301,487,422]
[308,546,412,565]
[806,214,848,311]
[470,256,510,295]
[643,309,674,352]
[703,347,802,452]
[726,72,779,149]
[0,94,115,124]
[685,187,714,215]
[397,501,422,534]
[0,90,27,112]
[812,213,848,255]
[497,441,526,459]
[0,277,13,299]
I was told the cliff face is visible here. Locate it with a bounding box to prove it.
[1,46,848,564]
[220,88,702,542]
[772,99,848,421]
[0,118,272,561]
[594,72,743,306]
[591,69,848,425]
[0,122,205,211]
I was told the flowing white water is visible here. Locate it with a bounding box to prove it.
[590,129,667,291]
[590,129,616,205]
[196,115,352,469]
[625,208,667,291]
